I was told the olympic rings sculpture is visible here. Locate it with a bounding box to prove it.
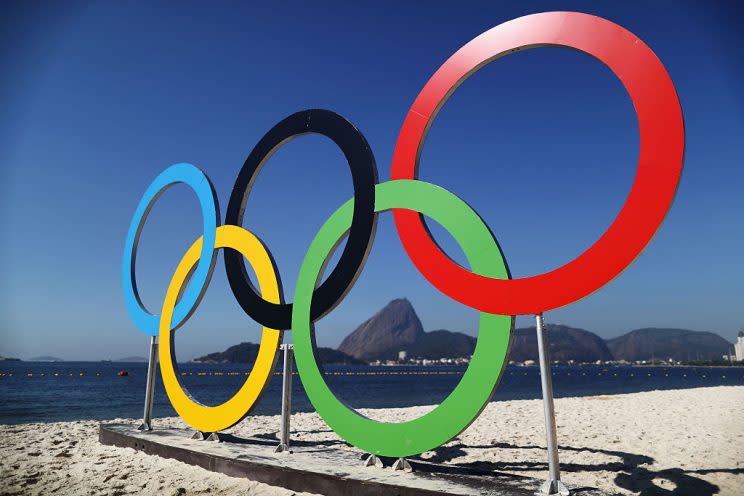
[122,12,684,458]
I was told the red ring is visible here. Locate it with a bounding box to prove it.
[391,11,685,315]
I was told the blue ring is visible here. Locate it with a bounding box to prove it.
[122,163,219,336]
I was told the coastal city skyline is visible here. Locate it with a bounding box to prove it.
[2,1,743,361]
[2,296,741,363]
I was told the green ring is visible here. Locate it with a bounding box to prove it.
[292,180,514,458]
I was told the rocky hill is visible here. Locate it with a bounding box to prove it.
[338,299,424,361]
[114,356,148,363]
[509,325,614,362]
[197,301,735,365]
[403,330,477,360]
[337,300,617,362]
[606,328,732,362]
[335,300,734,363]
[193,342,364,365]
[28,356,64,362]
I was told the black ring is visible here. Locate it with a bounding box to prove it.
[224,109,378,330]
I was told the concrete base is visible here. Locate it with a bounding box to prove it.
[99,424,607,496]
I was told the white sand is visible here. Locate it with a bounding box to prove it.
[1,386,742,495]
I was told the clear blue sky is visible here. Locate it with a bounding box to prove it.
[1,1,742,361]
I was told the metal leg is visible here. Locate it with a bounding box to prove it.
[536,314,569,496]
[138,335,158,432]
[274,344,293,454]
[392,458,413,472]
[190,430,221,441]
[363,454,383,468]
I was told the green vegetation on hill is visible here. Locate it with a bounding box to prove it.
[193,342,365,365]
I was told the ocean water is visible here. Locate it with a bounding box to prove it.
[0,361,741,424]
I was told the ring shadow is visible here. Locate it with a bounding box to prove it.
[413,441,742,496]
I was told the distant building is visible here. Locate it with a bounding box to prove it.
[398,351,407,362]
[735,330,744,361]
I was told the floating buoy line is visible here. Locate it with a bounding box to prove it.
[1,368,742,379]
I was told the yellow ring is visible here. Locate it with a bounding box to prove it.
[159,225,282,433]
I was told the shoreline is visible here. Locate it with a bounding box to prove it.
[1,386,742,495]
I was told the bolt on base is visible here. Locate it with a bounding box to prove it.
[541,479,570,496]
[274,444,292,454]
[392,458,413,472]
[363,454,383,468]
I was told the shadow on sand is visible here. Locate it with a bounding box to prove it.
[415,441,742,496]
[225,427,740,495]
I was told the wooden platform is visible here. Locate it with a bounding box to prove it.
[99,424,607,496]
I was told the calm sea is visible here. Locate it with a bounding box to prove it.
[0,362,742,424]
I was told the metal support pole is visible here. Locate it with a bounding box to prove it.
[274,344,293,453]
[138,335,158,431]
[536,314,569,496]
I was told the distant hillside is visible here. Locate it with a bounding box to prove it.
[193,342,365,365]
[606,328,733,361]
[337,299,621,363]
[336,299,629,362]
[159,303,740,366]
[510,325,614,362]
[314,347,367,365]
[114,356,148,363]
[403,330,477,360]
[28,356,64,362]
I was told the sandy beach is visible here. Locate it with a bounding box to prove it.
[1,386,742,496]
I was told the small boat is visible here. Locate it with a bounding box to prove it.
[117,370,129,377]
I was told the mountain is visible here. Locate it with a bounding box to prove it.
[606,328,733,362]
[114,356,148,363]
[194,302,736,365]
[509,325,614,362]
[194,343,261,364]
[193,342,365,365]
[403,330,477,360]
[338,298,424,361]
[28,356,64,362]
[339,298,612,362]
[360,328,478,362]
[338,298,503,361]
[337,299,618,363]
[314,347,367,365]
